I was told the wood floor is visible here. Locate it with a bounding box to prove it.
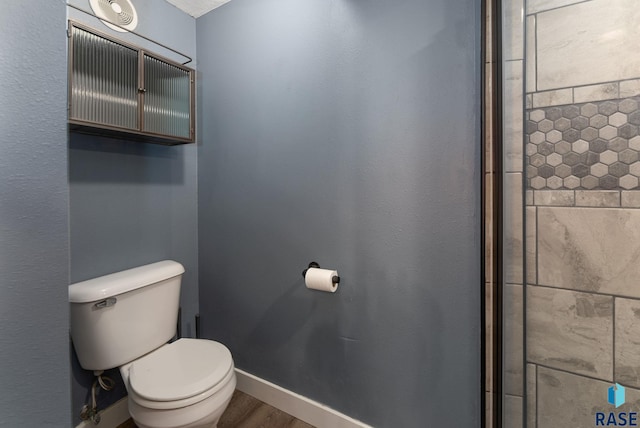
[117,390,315,428]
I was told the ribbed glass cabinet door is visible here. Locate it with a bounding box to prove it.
[70,26,138,130]
[142,54,192,139]
[68,21,195,145]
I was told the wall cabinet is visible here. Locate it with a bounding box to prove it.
[68,22,195,145]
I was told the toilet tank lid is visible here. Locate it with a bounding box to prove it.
[69,260,185,303]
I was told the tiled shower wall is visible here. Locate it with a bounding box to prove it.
[484,0,527,424]
[521,0,640,426]
[498,0,526,426]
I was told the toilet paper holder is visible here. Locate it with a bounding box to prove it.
[302,261,340,285]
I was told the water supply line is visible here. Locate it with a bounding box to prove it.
[80,371,115,425]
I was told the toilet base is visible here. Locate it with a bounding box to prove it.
[131,401,227,428]
[128,373,236,428]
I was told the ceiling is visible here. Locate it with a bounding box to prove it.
[164,0,232,18]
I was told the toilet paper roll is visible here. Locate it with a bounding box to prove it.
[305,268,339,293]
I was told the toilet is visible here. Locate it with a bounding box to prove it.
[69,261,236,428]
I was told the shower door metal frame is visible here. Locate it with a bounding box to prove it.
[483,0,504,426]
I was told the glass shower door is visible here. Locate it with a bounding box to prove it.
[500,0,640,426]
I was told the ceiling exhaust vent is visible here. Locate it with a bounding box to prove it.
[89,0,138,32]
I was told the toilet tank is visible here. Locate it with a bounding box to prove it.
[69,261,185,371]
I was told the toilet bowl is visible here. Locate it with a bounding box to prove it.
[121,338,236,428]
[69,261,236,428]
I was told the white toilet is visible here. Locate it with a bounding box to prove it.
[69,261,236,428]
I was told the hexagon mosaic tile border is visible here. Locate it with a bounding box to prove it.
[526,96,640,190]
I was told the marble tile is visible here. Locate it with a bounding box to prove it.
[533,190,574,206]
[574,83,620,104]
[504,61,524,172]
[505,173,524,284]
[621,79,640,98]
[526,207,536,284]
[526,190,534,205]
[526,94,533,109]
[505,284,524,396]
[527,96,640,190]
[527,285,613,380]
[538,207,640,298]
[536,0,640,91]
[537,367,640,428]
[621,190,640,207]
[525,15,536,93]
[575,190,620,207]
[502,0,524,61]
[532,88,572,108]
[527,0,586,15]
[504,395,523,428]
[526,364,536,428]
[615,297,640,387]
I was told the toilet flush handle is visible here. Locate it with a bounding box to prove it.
[94,297,117,309]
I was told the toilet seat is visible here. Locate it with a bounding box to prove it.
[128,338,234,410]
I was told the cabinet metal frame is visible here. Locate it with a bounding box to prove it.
[67,21,195,145]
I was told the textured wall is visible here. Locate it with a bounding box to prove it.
[196,0,481,426]
[67,0,198,424]
[0,1,70,427]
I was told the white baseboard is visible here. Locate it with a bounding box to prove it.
[235,368,372,428]
[75,397,129,428]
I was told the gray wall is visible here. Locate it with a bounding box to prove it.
[0,1,70,427]
[67,0,198,424]
[196,0,481,427]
